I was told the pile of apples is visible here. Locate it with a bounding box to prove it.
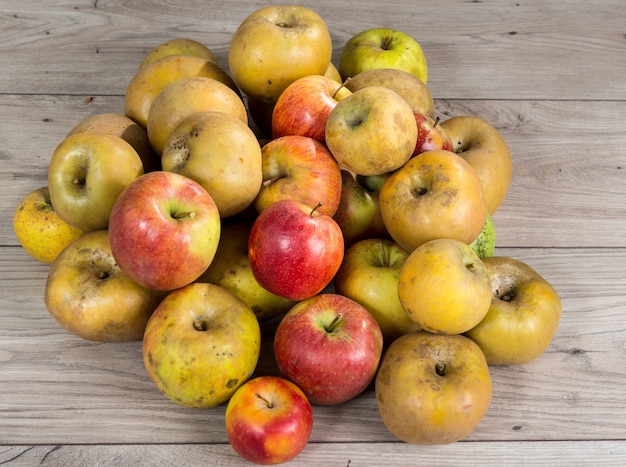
[13,4,563,465]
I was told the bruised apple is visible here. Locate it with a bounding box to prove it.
[44,230,165,342]
[375,331,492,445]
[142,282,261,408]
[464,256,562,365]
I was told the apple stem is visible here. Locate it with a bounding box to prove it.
[255,392,274,408]
[433,116,441,127]
[325,314,342,333]
[173,211,196,220]
[262,176,282,187]
[381,35,393,50]
[435,362,446,376]
[310,202,323,216]
[378,243,390,267]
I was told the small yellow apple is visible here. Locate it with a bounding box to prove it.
[138,38,218,69]
[398,238,492,335]
[13,186,83,264]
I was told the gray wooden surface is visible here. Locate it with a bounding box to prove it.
[1,0,625,465]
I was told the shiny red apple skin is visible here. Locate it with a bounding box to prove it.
[271,74,350,143]
[248,199,344,301]
[273,293,384,405]
[254,134,343,217]
[413,112,454,156]
[225,375,313,465]
[109,171,221,291]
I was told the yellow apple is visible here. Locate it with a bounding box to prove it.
[146,76,247,156]
[228,5,332,104]
[68,112,160,173]
[345,68,434,117]
[334,238,420,344]
[376,331,492,444]
[124,55,240,128]
[138,38,218,69]
[13,186,83,264]
[47,132,144,232]
[398,238,492,335]
[440,115,513,214]
[464,256,562,365]
[44,230,166,342]
[161,111,262,218]
[325,86,417,176]
[379,149,488,251]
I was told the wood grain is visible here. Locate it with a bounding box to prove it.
[1,0,626,465]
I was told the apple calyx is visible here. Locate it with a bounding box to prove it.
[255,392,274,409]
[192,315,210,331]
[324,314,342,333]
[435,362,446,376]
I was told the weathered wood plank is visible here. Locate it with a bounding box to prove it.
[1,247,624,445]
[2,441,626,467]
[1,0,625,100]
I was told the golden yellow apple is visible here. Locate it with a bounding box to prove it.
[440,115,513,214]
[375,331,492,444]
[124,55,240,128]
[13,186,83,264]
[379,149,488,251]
[161,111,262,218]
[146,76,247,156]
[398,238,492,335]
[345,68,434,117]
[228,5,333,104]
[68,112,159,172]
[138,38,218,69]
[325,86,417,176]
[464,256,562,365]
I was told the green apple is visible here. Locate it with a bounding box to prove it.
[469,212,496,259]
[339,28,428,84]
[325,86,417,176]
[334,238,420,344]
[142,282,261,408]
[196,222,296,322]
[332,170,389,247]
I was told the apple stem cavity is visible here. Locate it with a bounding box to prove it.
[193,316,210,332]
[325,314,342,333]
[435,362,446,376]
[310,202,323,216]
[255,392,274,408]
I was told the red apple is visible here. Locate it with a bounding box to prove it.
[333,170,389,247]
[225,375,313,465]
[254,135,343,217]
[413,113,454,156]
[248,199,344,301]
[271,74,351,143]
[274,293,384,405]
[109,171,221,291]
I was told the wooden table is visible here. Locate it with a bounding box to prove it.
[2,0,625,465]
